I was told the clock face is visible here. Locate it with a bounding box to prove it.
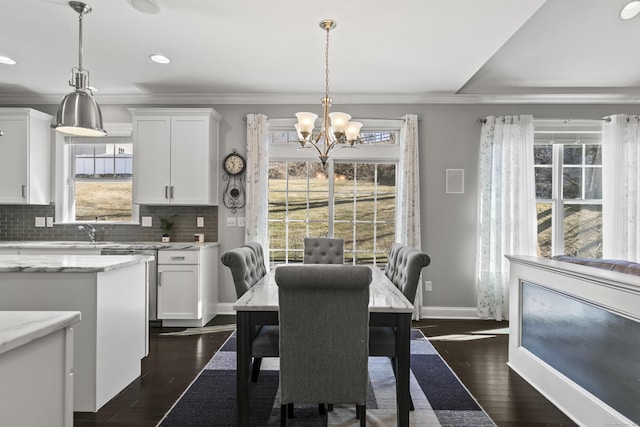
[224,153,245,175]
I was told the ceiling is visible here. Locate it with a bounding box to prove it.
[1,0,640,105]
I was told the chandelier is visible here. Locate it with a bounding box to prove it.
[295,20,362,166]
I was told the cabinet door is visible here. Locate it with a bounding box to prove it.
[157,264,200,319]
[170,116,210,204]
[0,117,27,203]
[133,116,171,204]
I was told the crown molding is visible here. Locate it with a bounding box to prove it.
[3,92,640,105]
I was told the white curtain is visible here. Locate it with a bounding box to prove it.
[245,114,269,264]
[602,115,640,262]
[477,115,536,321]
[397,114,423,320]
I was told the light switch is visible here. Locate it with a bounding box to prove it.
[227,217,237,227]
[46,217,54,227]
[35,217,45,227]
[237,216,246,227]
[197,217,204,227]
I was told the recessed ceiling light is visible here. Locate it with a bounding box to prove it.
[620,1,640,20]
[128,0,160,14]
[150,54,170,64]
[0,56,16,65]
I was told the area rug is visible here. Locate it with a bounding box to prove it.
[158,329,496,426]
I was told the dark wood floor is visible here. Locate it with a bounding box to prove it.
[74,317,577,426]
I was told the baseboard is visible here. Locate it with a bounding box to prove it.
[420,306,479,319]
[217,303,480,319]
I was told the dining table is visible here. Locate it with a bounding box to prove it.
[233,264,415,427]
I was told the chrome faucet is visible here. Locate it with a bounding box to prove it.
[77,224,96,242]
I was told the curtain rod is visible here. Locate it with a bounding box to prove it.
[243,115,420,122]
[476,117,607,124]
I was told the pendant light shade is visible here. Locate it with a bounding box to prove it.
[54,1,106,137]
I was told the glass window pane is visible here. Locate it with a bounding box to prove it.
[75,181,132,222]
[268,162,286,188]
[376,223,395,254]
[355,193,376,222]
[585,145,602,165]
[534,145,552,165]
[537,203,552,258]
[360,132,397,145]
[287,192,308,220]
[287,222,307,261]
[268,195,286,221]
[563,145,583,165]
[563,167,582,199]
[563,204,602,258]
[377,164,397,187]
[585,167,602,199]
[535,167,553,199]
[268,221,286,252]
[376,194,396,222]
[355,223,374,251]
[334,222,354,252]
[334,193,354,221]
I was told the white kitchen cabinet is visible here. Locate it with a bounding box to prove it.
[157,246,218,327]
[130,108,221,205]
[0,108,52,205]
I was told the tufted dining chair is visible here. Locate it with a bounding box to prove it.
[242,241,268,278]
[303,237,344,264]
[275,264,371,426]
[369,243,431,410]
[220,245,279,382]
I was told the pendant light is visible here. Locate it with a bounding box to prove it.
[54,1,106,137]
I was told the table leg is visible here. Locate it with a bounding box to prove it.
[236,311,251,427]
[396,313,411,427]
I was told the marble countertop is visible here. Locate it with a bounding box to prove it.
[0,311,81,355]
[0,241,219,250]
[0,254,154,273]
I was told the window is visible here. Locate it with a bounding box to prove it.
[267,119,400,265]
[56,126,139,224]
[534,121,603,258]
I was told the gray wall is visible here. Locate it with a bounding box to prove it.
[8,102,640,316]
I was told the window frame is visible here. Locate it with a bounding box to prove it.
[534,119,603,257]
[267,118,401,265]
[54,123,140,224]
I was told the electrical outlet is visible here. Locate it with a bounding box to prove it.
[197,217,204,227]
[141,216,152,227]
[424,280,432,291]
[35,217,45,227]
[227,216,237,227]
[46,217,54,227]
[237,216,246,227]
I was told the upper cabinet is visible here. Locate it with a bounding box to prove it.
[0,108,52,205]
[130,108,221,205]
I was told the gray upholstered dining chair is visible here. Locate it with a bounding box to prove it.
[369,243,431,410]
[275,264,371,426]
[303,237,344,264]
[220,244,279,382]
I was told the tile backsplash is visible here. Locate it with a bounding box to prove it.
[0,204,218,243]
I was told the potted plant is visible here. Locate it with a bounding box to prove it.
[159,216,176,242]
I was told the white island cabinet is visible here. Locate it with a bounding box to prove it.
[0,254,151,412]
[0,311,80,427]
[130,108,221,205]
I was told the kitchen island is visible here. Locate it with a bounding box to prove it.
[0,254,152,412]
[0,311,80,427]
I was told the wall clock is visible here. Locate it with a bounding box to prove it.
[222,149,246,212]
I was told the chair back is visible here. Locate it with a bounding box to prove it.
[384,243,431,303]
[220,246,264,299]
[276,264,371,405]
[303,237,344,264]
[242,241,268,278]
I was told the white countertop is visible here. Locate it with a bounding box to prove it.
[0,254,154,273]
[0,241,219,250]
[0,311,81,355]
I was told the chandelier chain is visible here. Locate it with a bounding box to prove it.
[325,24,330,101]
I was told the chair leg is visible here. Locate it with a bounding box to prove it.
[356,404,366,426]
[328,403,333,412]
[280,404,287,427]
[251,357,262,382]
[390,357,415,411]
[319,404,326,415]
[287,403,294,418]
